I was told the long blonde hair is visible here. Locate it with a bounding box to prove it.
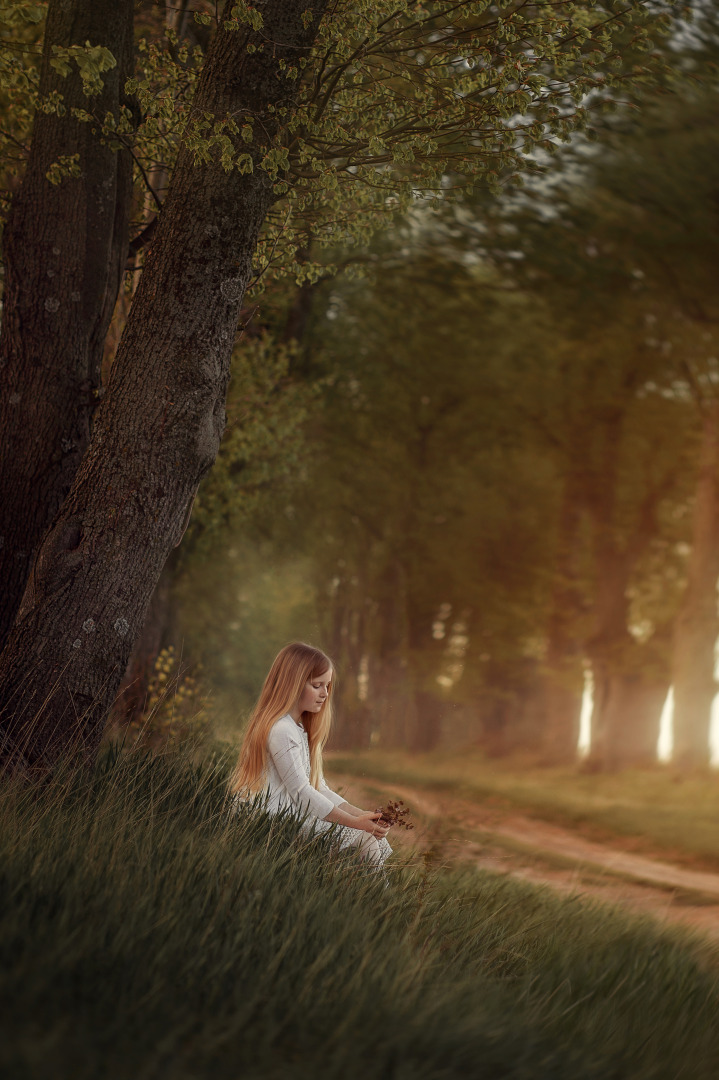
[228,642,334,796]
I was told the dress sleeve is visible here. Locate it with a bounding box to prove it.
[319,776,346,808]
[267,723,335,820]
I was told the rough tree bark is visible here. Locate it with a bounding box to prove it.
[0,0,135,650]
[113,257,324,736]
[106,9,226,735]
[671,401,719,769]
[0,0,330,775]
[108,552,177,730]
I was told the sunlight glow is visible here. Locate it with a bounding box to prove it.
[705,641,719,767]
[655,683,719,767]
[657,687,673,763]
[577,665,593,758]
[579,651,719,765]
[710,696,719,767]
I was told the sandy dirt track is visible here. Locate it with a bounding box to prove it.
[328,769,719,944]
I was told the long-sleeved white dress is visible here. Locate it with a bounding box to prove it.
[263,713,392,868]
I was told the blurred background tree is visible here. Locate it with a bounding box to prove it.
[169,16,719,770]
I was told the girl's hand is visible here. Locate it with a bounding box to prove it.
[355,811,390,839]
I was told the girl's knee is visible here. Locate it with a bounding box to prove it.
[357,833,382,865]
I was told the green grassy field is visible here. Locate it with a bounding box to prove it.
[327,749,719,867]
[2,744,719,1079]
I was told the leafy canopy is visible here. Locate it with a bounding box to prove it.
[0,0,675,285]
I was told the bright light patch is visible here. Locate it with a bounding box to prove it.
[657,687,673,763]
[357,654,369,703]
[656,685,719,766]
[576,652,719,766]
[577,665,593,758]
[710,645,719,768]
[710,695,719,767]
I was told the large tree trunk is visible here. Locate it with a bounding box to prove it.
[0,0,135,650]
[672,402,719,769]
[104,7,236,732]
[0,1,330,776]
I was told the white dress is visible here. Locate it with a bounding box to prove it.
[263,713,392,868]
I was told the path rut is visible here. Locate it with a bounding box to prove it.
[329,770,719,944]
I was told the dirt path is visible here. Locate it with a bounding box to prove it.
[329,771,719,943]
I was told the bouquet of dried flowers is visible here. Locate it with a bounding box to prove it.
[375,799,414,830]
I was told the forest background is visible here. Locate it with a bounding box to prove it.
[7,4,719,1078]
[118,1,719,775]
[0,0,718,776]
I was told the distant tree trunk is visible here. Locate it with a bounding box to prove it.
[508,658,545,754]
[481,696,511,756]
[326,574,372,751]
[411,689,444,753]
[0,1,330,776]
[345,592,373,750]
[374,562,414,748]
[672,402,719,769]
[541,646,583,764]
[283,280,317,346]
[407,594,448,753]
[282,245,322,354]
[587,546,670,769]
[0,0,135,650]
[584,407,625,768]
[584,408,674,770]
[474,654,531,758]
[592,662,669,770]
[587,541,651,768]
[540,468,585,764]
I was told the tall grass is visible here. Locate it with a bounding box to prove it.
[1,743,718,1079]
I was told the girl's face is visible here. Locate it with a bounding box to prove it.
[297,668,332,714]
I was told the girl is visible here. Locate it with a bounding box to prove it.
[228,642,392,868]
